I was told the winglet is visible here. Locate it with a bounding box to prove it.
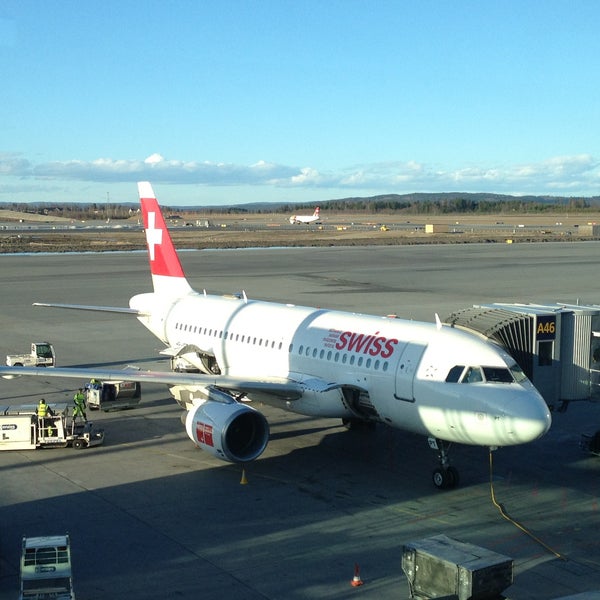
[435,313,442,330]
[138,182,192,296]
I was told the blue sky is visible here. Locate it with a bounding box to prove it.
[2,1,600,206]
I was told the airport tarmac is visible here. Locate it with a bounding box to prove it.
[0,242,599,599]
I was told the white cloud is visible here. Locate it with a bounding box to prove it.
[0,152,31,176]
[1,153,599,197]
[144,153,164,165]
[289,167,323,185]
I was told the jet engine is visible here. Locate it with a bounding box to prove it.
[185,397,269,463]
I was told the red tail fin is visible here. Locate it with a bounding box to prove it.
[138,182,192,295]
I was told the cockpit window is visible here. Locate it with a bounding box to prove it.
[482,366,514,383]
[446,364,521,384]
[445,365,465,382]
[509,363,527,383]
[463,366,483,383]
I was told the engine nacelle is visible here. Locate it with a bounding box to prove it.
[185,400,269,463]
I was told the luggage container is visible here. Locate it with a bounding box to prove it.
[402,534,513,600]
[85,379,141,411]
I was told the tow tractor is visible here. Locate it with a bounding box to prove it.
[6,342,56,367]
[0,403,104,451]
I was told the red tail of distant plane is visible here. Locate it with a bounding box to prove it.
[138,181,192,296]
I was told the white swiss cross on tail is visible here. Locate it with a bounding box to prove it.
[138,182,192,296]
[145,210,162,262]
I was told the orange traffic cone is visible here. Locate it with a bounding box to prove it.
[240,469,248,485]
[350,563,364,587]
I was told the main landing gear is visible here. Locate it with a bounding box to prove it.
[428,438,460,490]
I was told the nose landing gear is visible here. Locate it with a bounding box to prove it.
[428,437,460,490]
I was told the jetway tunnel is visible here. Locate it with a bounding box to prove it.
[445,302,600,410]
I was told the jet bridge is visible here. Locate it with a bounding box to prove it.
[445,302,600,409]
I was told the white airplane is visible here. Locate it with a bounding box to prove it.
[0,182,551,489]
[289,206,320,224]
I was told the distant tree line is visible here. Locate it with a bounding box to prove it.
[270,196,598,215]
[0,203,138,220]
[1,194,599,219]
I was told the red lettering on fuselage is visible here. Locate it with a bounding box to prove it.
[335,331,398,358]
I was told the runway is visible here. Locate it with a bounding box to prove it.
[1,242,599,599]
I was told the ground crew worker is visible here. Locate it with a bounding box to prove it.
[72,388,87,423]
[37,398,53,418]
[36,398,54,436]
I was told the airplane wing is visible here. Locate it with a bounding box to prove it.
[0,365,304,402]
[33,302,145,316]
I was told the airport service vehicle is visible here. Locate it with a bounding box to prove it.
[6,342,55,367]
[19,534,75,599]
[85,379,141,411]
[0,404,104,450]
[0,182,552,489]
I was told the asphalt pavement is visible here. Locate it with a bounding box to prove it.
[0,243,599,599]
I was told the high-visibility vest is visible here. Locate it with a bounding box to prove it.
[37,401,48,417]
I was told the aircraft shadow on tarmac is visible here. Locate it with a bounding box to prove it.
[2,424,599,600]
[1,374,599,599]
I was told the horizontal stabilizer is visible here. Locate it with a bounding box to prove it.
[33,302,147,316]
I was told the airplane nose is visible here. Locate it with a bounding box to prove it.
[509,392,552,443]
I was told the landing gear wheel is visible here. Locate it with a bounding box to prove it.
[432,466,459,490]
[446,466,459,488]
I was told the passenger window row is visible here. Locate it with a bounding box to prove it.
[296,344,390,372]
[175,321,284,350]
[174,321,391,372]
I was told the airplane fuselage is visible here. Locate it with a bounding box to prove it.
[130,289,551,448]
[290,216,319,224]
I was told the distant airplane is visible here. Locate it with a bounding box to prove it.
[289,206,320,224]
[0,182,551,489]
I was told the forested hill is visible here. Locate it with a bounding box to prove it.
[2,191,600,220]
[237,192,600,216]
